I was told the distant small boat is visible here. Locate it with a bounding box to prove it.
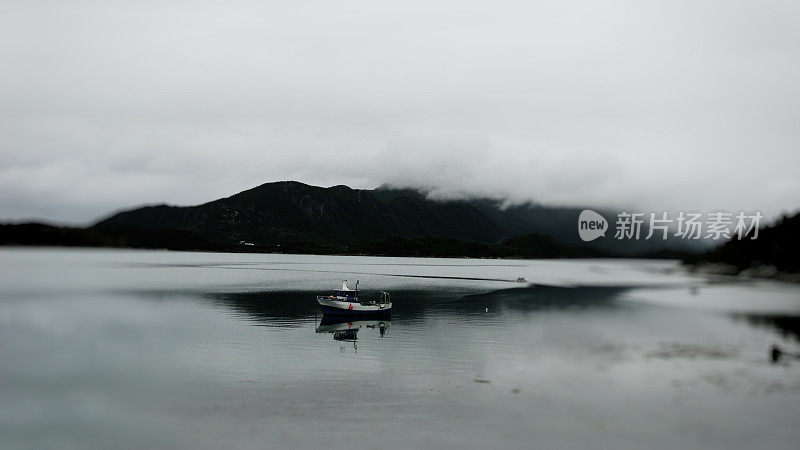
[316,280,391,316]
[516,277,528,283]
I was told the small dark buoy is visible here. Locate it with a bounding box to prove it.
[771,345,783,363]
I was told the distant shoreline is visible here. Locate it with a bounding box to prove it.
[685,262,800,284]
[0,221,696,261]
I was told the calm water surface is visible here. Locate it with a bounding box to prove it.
[1,248,800,449]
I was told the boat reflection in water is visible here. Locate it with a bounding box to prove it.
[316,315,391,351]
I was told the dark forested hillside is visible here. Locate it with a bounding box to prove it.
[685,211,800,273]
[3,181,701,257]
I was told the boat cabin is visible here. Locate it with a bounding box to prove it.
[334,280,358,300]
[335,290,357,299]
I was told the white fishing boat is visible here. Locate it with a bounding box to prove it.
[316,280,391,317]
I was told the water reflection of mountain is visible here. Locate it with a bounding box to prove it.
[208,286,627,327]
[208,291,320,326]
[733,313,800,341]
[446,286,625,314]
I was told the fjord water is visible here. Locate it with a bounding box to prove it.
[2,249,800,449]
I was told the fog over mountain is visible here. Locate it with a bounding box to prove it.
[1,0,798,224]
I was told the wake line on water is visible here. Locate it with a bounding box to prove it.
[98,261,526,284]
[99,261,528,268]
[94,261,692,289]
[219,265,520,284]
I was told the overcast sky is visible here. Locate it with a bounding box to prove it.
[1,0,798,224]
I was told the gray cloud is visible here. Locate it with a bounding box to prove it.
[1,0,798,224]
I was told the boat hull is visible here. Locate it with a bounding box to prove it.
[317,298,391,316]
[319,305,392,316]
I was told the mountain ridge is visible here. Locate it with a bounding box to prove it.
[0,181,709,257]
[85,180,697,256]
